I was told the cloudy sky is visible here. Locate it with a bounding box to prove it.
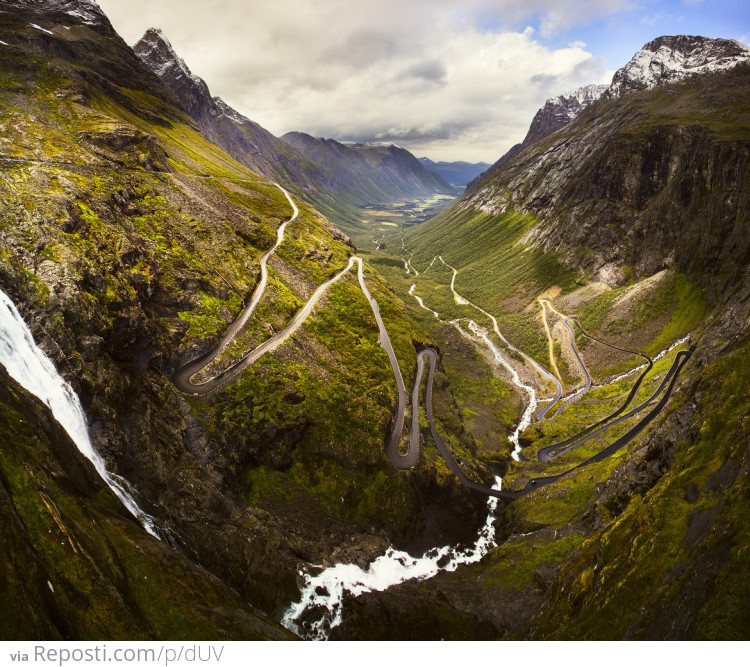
[96,0,749,162]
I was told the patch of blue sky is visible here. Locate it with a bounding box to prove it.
[531,0,749,70]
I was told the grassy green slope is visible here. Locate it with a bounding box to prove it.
[0,368,291,640]
[0,12,489,624]
[533,340,750,639]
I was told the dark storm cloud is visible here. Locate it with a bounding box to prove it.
[398,60,448,83]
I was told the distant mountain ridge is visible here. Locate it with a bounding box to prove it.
[133,28,452,233]
[281,131,454,204]
[418,158,490,188]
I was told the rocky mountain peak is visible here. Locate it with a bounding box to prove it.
[134,28,252,128]
[607,34,750,95]
[4,0,111,30]
[133,28,221,125]
[134,28,198,84]
[213,97,249,124]
[523,83,608,146]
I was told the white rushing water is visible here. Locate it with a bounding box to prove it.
[0,289,159,538]
[282,254,544,639]
[282,476,502,640]
[408,284,442,321]
[464,320,536,459]
[412,254,541,460]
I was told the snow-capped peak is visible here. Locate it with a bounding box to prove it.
[607,35,750,96]
[547,83,609,121]
[214,98,250,125]
[522,35,750,146]
[133,28,202,87]
[553,83,609,106]
[6,0,107,27]
[522,83,608,145]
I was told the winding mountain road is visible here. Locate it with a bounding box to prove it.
[538,298,593,412]
[171,185,417,466]
[402,256,689,497]
[537,319,653,462]
[173,184,299,394]
[400,345,690,500]
[514,349,691,495]
[173,187,691,502]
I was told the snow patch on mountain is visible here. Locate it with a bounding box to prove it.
[607,35,750,96]
[29,23,54,36]
[133,28,205,89]
[10,0,105,26]
[214,97,250,125]
[64,8,98,25]
[522,83,608,145]
[548,83,609,121]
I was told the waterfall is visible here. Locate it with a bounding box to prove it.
[0,289,159,538]
[282,477,502,640]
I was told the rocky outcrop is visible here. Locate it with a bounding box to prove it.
[467,63,750,299]
[522,84,608,146]
[607,35,750,96]
[4,0,114,32]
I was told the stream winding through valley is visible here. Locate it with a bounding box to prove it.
[0,183,691,641]
[169,187,691,638]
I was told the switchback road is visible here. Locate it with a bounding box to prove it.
[173,188,691,501]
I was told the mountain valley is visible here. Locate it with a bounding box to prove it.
[1,0,749,642]
[132,27,454,240]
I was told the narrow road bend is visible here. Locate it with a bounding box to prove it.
[172,188,690,502]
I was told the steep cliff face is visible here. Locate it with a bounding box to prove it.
[466,64,750,301]
[6,0,113,31]
[0,367,291,640]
